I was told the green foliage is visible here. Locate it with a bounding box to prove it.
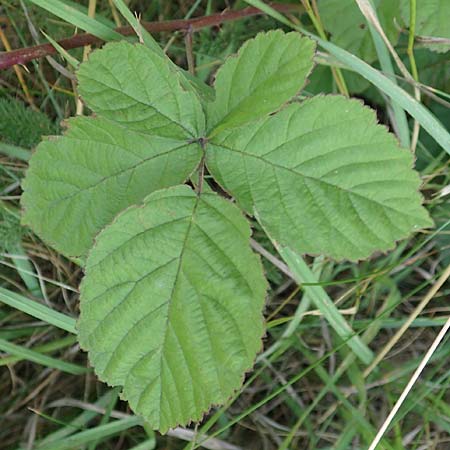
[306,64,370,95]
[0,207,22,252]
[78,185,267,432]
[21,116,202,257]
[21,31,431,431]
[401,0,450,53]
[0,98,56,149]
[318,0,400,62]
[415,50,450,93]
[207,30,315,132]
[433,203,450,266]
[318,0,450,56]
[207,95,431,260]
[77,41,206,137]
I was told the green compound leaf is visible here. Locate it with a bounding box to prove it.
[77,41,205,138]
[206,95,432,261]
[78,185,267,432]
[22,117,202,258]
[21,30,434,434]
[400,0,450,53]
[318,0,400,62]
[207,30,315,133]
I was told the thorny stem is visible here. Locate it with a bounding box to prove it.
[0,4,299,70]
[0,26,37,109]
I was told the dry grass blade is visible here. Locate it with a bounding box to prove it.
[47,399,242,450]
[368,316,450,450]
[364,263,450,377]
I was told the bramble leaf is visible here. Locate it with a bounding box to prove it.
[77,41,205,137]
[207,30,315,133]
[206,95,432,260]
[78,185,266,432]
[21,30,433,434]
[21,117,202,257]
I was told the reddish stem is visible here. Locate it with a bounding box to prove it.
[0,4,298,70]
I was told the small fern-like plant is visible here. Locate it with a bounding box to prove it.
[0,98,56,149]
[21,31,432,432]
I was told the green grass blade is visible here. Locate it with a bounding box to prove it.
[41,30,80,68]
[111,0,163,54]
[87,388,121,450]
[0,287,76,334]
[258,257,324,360]
[38,391,117,445]
[334,420,360,450]
[128,439,157,450]
[8,242,43,298]
[362,1,410,147]
[0,335,76,366]
[0,338,86,375]
[280,343,394,450]
[36,417,143,450]
[0,142,31,161]
[276,246,374,364]
[59,0,116,28]
[0,325,45,340]
[27,0,122,41]
[243,0,450,154]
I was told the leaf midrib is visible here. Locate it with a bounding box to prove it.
[81,75,195,138]
[209,38,312,134]
[157,194,201,427]
[208,143,425,222]
[31,141,198,208]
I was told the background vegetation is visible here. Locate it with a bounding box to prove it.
[0,1,449,449]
